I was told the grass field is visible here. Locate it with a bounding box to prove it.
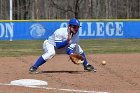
[0,39,140,56]
[80,39,140,54]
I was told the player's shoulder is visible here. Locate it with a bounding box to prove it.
[56,27,67,31]
[54,27,67,34]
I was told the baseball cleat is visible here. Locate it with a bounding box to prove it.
[92,68,97,72]
[29,66,39,74]
[84,64,96,72]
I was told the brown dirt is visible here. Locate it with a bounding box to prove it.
[0,53,140,93]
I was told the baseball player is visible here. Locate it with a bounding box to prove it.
[29,18,96,73]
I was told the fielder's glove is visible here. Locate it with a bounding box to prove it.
[69,53,84,65]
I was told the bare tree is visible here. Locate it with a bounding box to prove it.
[0,0,140,20]
[0,0,9,20]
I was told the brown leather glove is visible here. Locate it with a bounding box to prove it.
[69,53,84,65]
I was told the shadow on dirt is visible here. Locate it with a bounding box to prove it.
[41,70,85,74]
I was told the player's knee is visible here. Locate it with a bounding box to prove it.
[48,50,55,59]
[50,50,55,56]
[42,50,55,60]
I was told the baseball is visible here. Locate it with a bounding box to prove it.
[102,60,106,65]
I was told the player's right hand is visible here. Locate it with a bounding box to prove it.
[67,32,73,43]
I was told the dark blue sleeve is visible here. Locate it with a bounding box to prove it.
[55,40,68,49]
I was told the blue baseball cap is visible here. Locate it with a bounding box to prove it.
[69,18,80,26]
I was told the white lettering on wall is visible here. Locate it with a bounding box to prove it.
[61,21,124,37]
[79,22,86,36]
[60,23,67,28]
[0,23,14,41]
[87,22,95,36]
[87,22,123,37]
[115,22,123,36]
[106,22,115,36]
[0,23,5,37]
[96,22,105,36]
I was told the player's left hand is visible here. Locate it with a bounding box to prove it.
[69,53,84,65]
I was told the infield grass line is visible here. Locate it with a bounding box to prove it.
[0,39,140,56]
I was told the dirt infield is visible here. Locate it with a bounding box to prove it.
[0,53,140,93]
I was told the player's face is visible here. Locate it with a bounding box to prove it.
[69,25,80,34]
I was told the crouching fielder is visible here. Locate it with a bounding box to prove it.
[29,18,96,73]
